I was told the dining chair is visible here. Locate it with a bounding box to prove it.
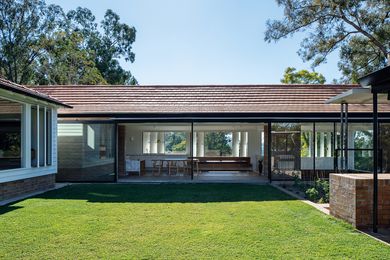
[152,160,163,176]
[167,160,177,175]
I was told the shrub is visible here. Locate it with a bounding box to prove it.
[314,179,329,203]
[305,187,319,201]
[293,177,330,203]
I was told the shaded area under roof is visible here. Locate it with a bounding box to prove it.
[325,88,390,104]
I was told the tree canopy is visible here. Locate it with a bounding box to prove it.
[0,0,137,85]
[281,67,326,84]
[205,132,232,156]
[265,0,390,83]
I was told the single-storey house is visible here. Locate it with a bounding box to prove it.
[1,75,390,201]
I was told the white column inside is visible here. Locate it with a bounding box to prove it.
[185,132,191,155]
[143,132,151,154]
[319,132,325,157]
[150,132,158,154]
[240,131,248,157]
[232,132,241,157]
[327,132,332,157]
[193,132,197,156]
[157,132,165,154]
[197,131,204,157]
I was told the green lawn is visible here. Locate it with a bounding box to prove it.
[0,184,388,259]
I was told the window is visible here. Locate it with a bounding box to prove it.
[31,106,38,167]
[57,123,115,182]
[301,131,312,157]
[0,98,22,170]
[204,131,233,156]
[193,131,247,157]
[39,107,45,166]
[165,132,187,154]
[315,132,333,158]
[85,124,115,161]
[143,131,187,155]
[31,106,52,168]
[352,124,373,172]
[46,109,52,165]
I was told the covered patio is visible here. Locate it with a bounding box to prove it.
[117,122,267,183]
[327,65,390,233]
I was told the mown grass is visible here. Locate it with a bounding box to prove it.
[0,184,388,259]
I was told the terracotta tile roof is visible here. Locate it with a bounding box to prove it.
[0,78,71,107]
[28,84,389,115]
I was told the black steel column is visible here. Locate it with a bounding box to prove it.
[114,122,118,183]
[373,91,378,233]
[191,121,194,180]
[267,122,272,182]
[313,122,316,178]
[345,103,349,171]
[333,122,336,171]
[340,103,345,171]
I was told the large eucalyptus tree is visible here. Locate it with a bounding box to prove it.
[265,0,390,82]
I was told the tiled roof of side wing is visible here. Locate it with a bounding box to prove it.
[0,78,71,107]
[29,84,386,114]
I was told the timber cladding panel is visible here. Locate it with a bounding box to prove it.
[330,173,390,229]
[0,174,55,201]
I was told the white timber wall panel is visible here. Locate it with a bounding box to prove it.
[52,110,58,167]
[247,129,260,171]
[157,132,165,154]
[232,132,240,157]
[197,132,205,157]
[240,132,248,157]
[150,132,158,154]
[192,132,197,156]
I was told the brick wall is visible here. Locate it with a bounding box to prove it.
[330,173,390,229]
[0,174,55,201]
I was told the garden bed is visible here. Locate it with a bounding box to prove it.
[279,177,329,203]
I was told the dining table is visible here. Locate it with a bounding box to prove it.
[151,158,199,175]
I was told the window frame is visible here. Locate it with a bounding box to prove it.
[0,89,57,183]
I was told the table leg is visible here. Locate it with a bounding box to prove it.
[159,160,162,175]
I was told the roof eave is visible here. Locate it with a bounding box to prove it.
[359,65,390,88]
[0,81,72,108]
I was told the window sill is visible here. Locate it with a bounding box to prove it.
[0,165,57,183]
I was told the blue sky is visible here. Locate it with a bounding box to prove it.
[46,0,342,84]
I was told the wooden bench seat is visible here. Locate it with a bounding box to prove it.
[192,157,252,171]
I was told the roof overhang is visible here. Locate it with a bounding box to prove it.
[0,79,72,108]
[326,66,390,105]
[359,65,390,89]
[325,88,389,104]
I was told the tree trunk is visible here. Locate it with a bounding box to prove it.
[387,53,390,66]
